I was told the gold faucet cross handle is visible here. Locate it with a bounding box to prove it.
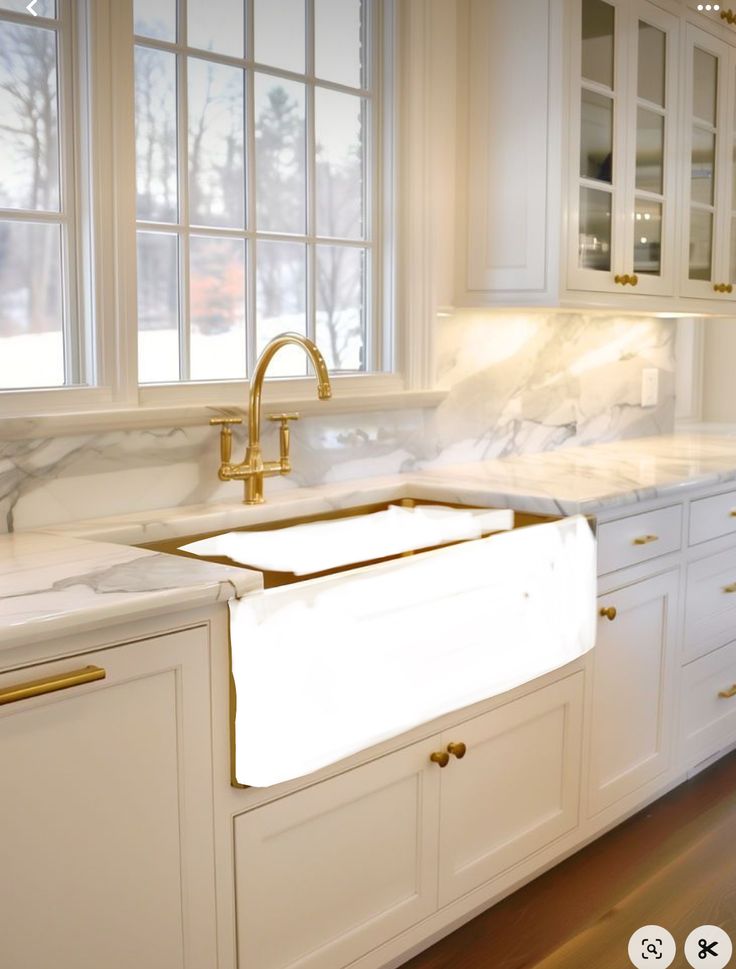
[209,416,243,464]
[267,413,300,471]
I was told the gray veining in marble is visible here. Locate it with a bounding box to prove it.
[0,312,676,533]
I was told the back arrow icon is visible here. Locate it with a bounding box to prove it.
[26,0,38,15]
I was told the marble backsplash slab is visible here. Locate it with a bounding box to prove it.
[0,313,676,533]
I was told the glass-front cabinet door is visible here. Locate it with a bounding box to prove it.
[568,0,678,297]
[682,25,734,301]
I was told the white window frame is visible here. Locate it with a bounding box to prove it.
[0,0,442,430]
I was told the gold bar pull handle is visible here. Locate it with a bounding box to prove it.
[0,665,106,706]
[633,534,659,546]
[718,684,736,699]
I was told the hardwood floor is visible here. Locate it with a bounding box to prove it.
[400,751,736,969]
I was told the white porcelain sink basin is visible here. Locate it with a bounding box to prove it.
[223,512,597,787]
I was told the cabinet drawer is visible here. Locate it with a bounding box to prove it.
[596,505,682,575]
[689,489,736,546]
[685,546,736,662]
[682,640,736,766]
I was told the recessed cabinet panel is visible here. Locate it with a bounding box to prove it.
[588,571,678,816]
[234,739,440,969]
[582,0,615,87]
[438,673,584,907]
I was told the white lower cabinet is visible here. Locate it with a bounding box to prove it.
[588,571,679,816]
[437,673,583,906]
[682,639,736,767]
[233,672,584,969]
[0,628,217,969]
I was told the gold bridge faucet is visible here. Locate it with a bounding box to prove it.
[210,333,332,504]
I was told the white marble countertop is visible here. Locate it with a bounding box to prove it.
[6,431,736,654]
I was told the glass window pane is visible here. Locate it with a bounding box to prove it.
[188,0,243,58]
[0,220,63,389]
[188,58,244,229]
[317,246,365,371]
[135,46,178,223]
[582,0,614,89]
[255,74,306,234]
[0,1,55,16]
[580,89,613,183]
[134,0,175,42]
[190,236,246,381]
[636,108,664,194]
[637,22,665,107]
[0,22,59,212]
[634,199,662,276]
[692,126,715,206]
[579,187,611,271]
[254,0,304,74]
[689,208,713,281]
[316,89,364,239]
[256,241,306,375]
[315,0,363,89]
[137,231,180,384]
[693,47,717,126]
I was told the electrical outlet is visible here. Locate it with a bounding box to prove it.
[641,368,659,407]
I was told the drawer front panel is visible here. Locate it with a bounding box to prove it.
[597,505,682,575]
[690,488,736,546]
[682,639,736,766]
[685,546,736,662]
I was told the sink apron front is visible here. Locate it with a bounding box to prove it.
[229,514,597,787]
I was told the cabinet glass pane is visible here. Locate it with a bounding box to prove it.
[634,199,662,275]
[579,187,611,271]
[637,22,665,107]
[636,108,663,194]
[693,48,717,125]
[582,0,614,89]
[689,209,713,280]
[691,127,715,206]
[581,90,613,183]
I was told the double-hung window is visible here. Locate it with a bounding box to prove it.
[0,0,82,391]
[134,0,383,387]
[0,0,393,414]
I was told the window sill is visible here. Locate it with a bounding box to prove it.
[0,387,447,441]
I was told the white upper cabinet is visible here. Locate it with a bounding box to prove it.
[458,0,736,312]
[568,0,679,299]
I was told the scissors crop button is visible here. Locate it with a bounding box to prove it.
[685,927,732,968]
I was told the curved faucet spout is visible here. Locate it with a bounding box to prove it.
[248,333,332,446]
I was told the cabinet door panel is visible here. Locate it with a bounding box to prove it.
[438,673,584,907]
[589,571,678,815]
[0,629,216,969]
[234,739,440,969]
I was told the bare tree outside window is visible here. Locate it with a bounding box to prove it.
[0,11,67,390]
[134,0,374,385]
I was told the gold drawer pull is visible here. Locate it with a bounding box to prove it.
[430,750,450,768]
[723,583,736,594]
[0,666,106,706]
[600,606,617,622]
[447,742,467,759]
[633,534,659,546]
[718,684,736,699]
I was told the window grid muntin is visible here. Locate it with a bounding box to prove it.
[134,0,374,383]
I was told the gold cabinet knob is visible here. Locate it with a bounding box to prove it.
[629,274,638,286]
[719,684,736,698]
[447,742,467,759]
[600,606,617,621]
[723,583,736,594]
[430,750,450,768]
[714,283,734,293]
[614,274,631,286]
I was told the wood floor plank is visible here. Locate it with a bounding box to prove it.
[400,751,736,969]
